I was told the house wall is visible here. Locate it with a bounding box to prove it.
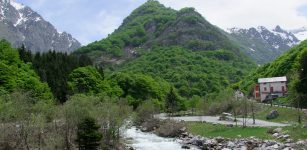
[259,81,287,101]
[254,85,260,100]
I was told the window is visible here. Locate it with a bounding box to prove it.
[264,87,267,91]
[270,87,274,92]
[282,86,285,92]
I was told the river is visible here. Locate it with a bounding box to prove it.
[123,127,199,150]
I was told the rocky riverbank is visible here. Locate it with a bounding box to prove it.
[137,119,307,149]
[179,128,307,149]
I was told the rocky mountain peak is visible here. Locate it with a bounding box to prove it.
[273,25,284,33]
[0,0,81,53]
[228,25,300,64]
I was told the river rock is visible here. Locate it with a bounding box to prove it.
[285,138,293,143]
[181,132,189,138]
[180,127,187,132]
[296,140,306,146]
[282,134,290,139]
[227,141,235,148]
[216,137,225,143]
[273,133,279,138]
[266,141,276,146]
[273,127,282,133]
[181,145,191,149]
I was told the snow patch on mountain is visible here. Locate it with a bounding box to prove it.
[230,26,300,50]
[10,0,24,10]
[249,48,256,52]
[228,25,301,64]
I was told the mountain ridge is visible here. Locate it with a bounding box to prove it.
[76,0,247,65]
[228,25,300,64]
[76,0,255,97]
[0,0,81,53]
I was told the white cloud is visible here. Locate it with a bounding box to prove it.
[159,0,307,30]
[15,0,307,44]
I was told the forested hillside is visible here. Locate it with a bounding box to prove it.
[240,40,307,106]
[0,40,52,101]
[76,1,245,63]
[18,47,92,103]
[117,47,254,97]
[76,0,255,98]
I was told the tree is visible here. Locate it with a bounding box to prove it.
[165,87,181,115]
[296,50,307,107]
[18,44,32,63]
[190,95,201,115]
[76,117,102,150]
[68,66,104,94]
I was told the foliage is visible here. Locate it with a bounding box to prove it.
[74,0,255,101]
[0,40,52,100]
[240,40,307,106]
[62,94,131,148]
[18,49,92,103]
[110,72,170,109]
[76,117,102,150]
[117,47,254,98]
[0,91,56,149]
[68,66,104,94]
[189,95,201,114]
[0,92,131,149]
[75,0,177,59]
[75,0,244,67]
[165,87,185,113]
[135,100,158,125]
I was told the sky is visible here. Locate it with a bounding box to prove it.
[15,0,307,45]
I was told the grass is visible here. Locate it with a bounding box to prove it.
[186,122,307,141]
[254,105,305,123]
[186,122,272,139]
[283,125,307,140]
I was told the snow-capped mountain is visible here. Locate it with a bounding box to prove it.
[0,0,81,53]
[289,27,307,41]
[228,26,300,64]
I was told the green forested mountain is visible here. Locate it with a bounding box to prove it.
[76,0,255,98]
[76,0,245,64]
[0,40,52,101]
[240,40,307,99]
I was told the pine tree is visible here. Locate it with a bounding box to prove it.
[18,44,32,63]
[76,117,102,150]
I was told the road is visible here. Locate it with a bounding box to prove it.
[156,114,290,127]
